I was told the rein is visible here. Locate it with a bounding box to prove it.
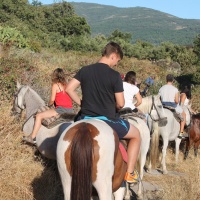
[149,96,160,122]
[149,96,167,126]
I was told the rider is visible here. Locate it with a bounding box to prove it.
[123,71,145,118]
[180,85,196,114]
[23,68,74,144]
[66,42,141,184]
[159,74,187,139]
[141,74,155,97]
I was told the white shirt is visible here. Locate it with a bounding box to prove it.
[159,84,178,103]
[123,82,139,110]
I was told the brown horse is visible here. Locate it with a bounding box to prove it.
[184,113,200,159]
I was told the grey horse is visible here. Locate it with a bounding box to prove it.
[12,82,73,159]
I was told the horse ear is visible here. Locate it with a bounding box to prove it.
[16,80,21,89]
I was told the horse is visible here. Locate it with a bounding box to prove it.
[184,113,200,159]
[12,82,73,159]
[56,95,167,200]
[57,118,151,200]
[138,96,191,174]
[137,94,167,171]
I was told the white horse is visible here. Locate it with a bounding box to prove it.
[12,82,73,159]
[137,95,167,171]
[138,95,191,174]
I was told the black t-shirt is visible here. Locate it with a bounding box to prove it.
[74,63,123,119]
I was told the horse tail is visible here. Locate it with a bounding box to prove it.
[150,122,159,168]
[70,123,93,200]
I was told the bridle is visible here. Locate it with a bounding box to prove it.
[149,96,167,126]
[12,86,25,114]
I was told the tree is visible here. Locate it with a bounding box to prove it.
[193,34,200,59]
[31,0,42,6]
[108,30,132,43]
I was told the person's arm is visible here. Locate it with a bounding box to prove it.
[115,92,125,110]
[180,93,186,106]
[174,92,179,104]
[66,78,81,106]
[48,83,57,106]
[134,92,142,107]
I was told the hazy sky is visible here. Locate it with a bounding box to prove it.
[32,0,200,19]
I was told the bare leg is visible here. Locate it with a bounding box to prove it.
[180,111,186,132]
[123,124,141,172]
[31,109,58,139]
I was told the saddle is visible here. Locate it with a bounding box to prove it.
[37,106,76,129]
[163,105,184,122]
[118,107,146,120]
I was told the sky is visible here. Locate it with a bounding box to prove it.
[33,0,200,20]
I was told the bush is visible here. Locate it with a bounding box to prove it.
[0,57,36,101]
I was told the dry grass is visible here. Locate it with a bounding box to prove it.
[1,104,200,200]
[0,104,63,200]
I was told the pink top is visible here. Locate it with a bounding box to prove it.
[55,91,72,108]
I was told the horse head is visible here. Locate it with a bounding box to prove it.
[11,83,29,118]
[150,94,167,127]
[11,83,44,120]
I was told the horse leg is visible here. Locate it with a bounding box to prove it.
[175,138,182,163]
[123,182,131,200]
[93,178,113,200]
[161,137,168,174]
[184,138,190,160]
[146,159,152,173]
[58,168,71,200]
[137,149,147,199]
[194,147,198,157]
[113,186,125,200]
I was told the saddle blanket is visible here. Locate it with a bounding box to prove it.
[37,106,76,129]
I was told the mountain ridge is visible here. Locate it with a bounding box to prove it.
[71,2,200,45]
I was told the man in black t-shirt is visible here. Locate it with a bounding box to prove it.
[66,42,141,184]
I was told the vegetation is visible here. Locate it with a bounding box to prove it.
[71,2,200,45]
[0,0,200,100]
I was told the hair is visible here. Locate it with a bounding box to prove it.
[51,68,66,85]
[101,41,123,59]
[151,74,155,79]
[166,74,174,82]
[181,85,192,99]
[124,71,136,85]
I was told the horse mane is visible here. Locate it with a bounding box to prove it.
[138,95,152,113]
[192,113,200,120]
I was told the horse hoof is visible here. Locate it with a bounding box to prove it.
[163,170,168,174]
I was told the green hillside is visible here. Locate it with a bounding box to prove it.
[71,2,200,45]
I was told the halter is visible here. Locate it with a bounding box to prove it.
[13,85,26,111]
[149,96,167,127]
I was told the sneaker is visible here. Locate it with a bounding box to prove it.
[124,170,140,184]
[22,135,36,145]
[178,132,188,139]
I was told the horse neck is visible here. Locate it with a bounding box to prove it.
[138,96,152,114]
[24,88,45,119]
